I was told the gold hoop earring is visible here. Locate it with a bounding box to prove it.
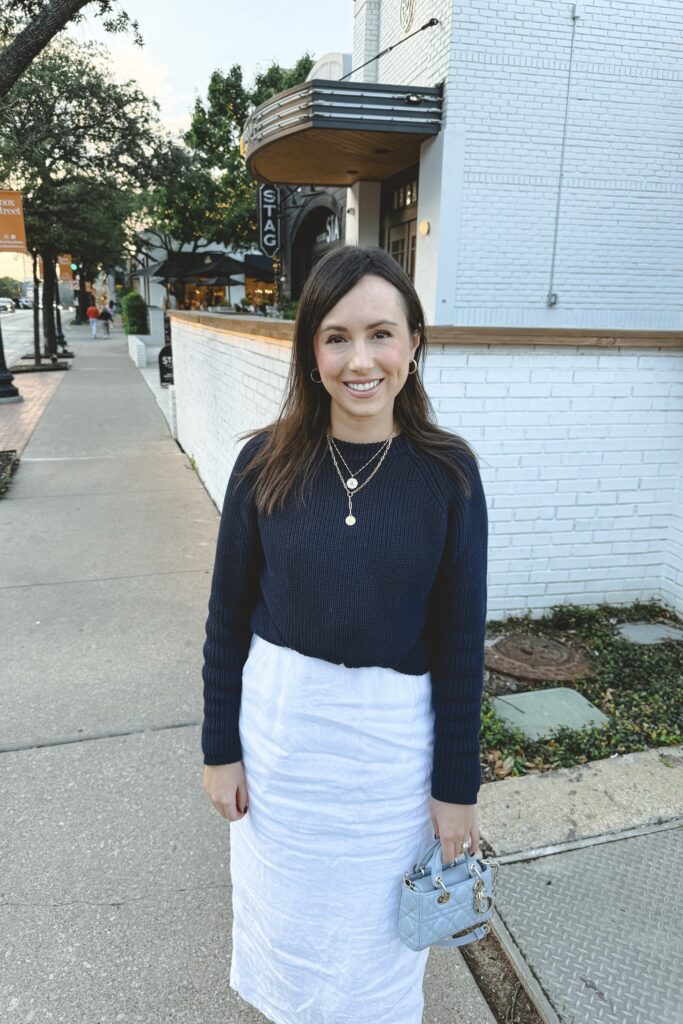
[407,358,418,375]
[310,367,322,383]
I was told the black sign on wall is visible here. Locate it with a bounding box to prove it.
[159,345,174,387]
[258,185,281,257]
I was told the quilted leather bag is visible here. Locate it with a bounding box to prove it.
[398,838,496,950]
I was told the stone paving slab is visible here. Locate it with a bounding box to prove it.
[490,686,609,739]
[12,451,197,498]
[0,570,210,751]
[616,620,683,644]
[18,345,172,461]
[0,485,218,587]
[479,745,683,856]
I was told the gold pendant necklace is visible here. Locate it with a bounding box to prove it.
[326,433,395,526]
[327,433,392,491]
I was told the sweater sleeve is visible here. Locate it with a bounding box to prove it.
[427,454,488,804]
[201,435,265,765]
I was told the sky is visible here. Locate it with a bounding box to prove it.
[67,0,354,136]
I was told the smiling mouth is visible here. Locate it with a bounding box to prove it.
[343,379,384,394]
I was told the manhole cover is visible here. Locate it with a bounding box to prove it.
[485,632,593,681]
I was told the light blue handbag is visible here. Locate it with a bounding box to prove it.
[398,838,496,950]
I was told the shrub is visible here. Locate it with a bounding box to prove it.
[121,291,149,335]
[280,300,298,320]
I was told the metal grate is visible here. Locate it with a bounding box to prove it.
[494,826,683,1023]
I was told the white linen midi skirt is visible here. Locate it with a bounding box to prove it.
[228,633,436,1024]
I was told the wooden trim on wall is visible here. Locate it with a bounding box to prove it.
[170,311,294,344]
[426,327,683,348]
[170,312,683,349]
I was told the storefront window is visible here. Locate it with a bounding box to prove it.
[245,277,276,307]
[180,284,227,310]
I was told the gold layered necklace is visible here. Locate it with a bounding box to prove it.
[326,430,395,526]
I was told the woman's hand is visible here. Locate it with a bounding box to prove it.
[202,762,249,821]
[430,797,479,862]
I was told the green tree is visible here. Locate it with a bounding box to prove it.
[0,277,22,300]
[137,142,227,256]
[180,54,315,251]
[0,36,163,352]
[30,175,137,321]
[0,0,141,99]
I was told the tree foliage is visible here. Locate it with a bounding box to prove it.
[0,35,163,349]
[156,53,316,254]
[0,37,161,191]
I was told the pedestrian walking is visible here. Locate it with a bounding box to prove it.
[99,304,113,336]
[86,302,100,338]
[200,244,488,1024]
[107,298,116,325]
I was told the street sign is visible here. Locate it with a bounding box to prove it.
[58,254,74,280]
[258,184,280,258]
[0,191,27,253]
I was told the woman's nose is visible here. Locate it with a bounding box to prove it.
[348,340,373,369]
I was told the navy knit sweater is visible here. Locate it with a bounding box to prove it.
[201,430,488,805]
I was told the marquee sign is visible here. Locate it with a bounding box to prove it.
[258,184,281,258]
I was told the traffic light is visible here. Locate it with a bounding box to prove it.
[70,262,78,271]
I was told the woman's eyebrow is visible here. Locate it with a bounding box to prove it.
[320,319,400,332]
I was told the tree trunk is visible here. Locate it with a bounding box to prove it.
[40,248,57,356]
[0,0,91,99]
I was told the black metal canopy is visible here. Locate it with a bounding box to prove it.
[136,251,273,283]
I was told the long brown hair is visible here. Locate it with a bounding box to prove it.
[236,244,478,513]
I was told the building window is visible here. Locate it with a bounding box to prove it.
[382,164,419,282]
[392,180,418,211]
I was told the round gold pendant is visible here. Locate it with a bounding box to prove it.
[345,514,356,526]
[347,478,358,490]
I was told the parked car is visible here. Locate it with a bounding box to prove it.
[0,297,16,313]
[16,297,32,309]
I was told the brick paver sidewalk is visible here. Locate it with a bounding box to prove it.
[0,371,66,456]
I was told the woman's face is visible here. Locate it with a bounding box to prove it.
[312,273,420,440]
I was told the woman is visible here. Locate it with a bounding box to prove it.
[99,303,113,336]
[201,244,488,1024]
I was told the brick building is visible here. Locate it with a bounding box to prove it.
[244,0,682,329]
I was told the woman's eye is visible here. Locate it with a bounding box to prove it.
[325,331,391,344]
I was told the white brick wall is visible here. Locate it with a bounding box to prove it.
[172,320,290,505]
[353,0,683,328]
[173,316,683,618]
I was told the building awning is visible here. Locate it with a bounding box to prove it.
[242,79,443,187]
[134,252,273,283]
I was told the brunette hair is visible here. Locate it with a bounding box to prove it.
[237,244,478,514]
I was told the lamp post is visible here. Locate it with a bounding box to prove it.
[71,262,83,324]
[54,289,66,350]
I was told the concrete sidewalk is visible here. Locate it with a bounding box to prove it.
[0,334,496,1023]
